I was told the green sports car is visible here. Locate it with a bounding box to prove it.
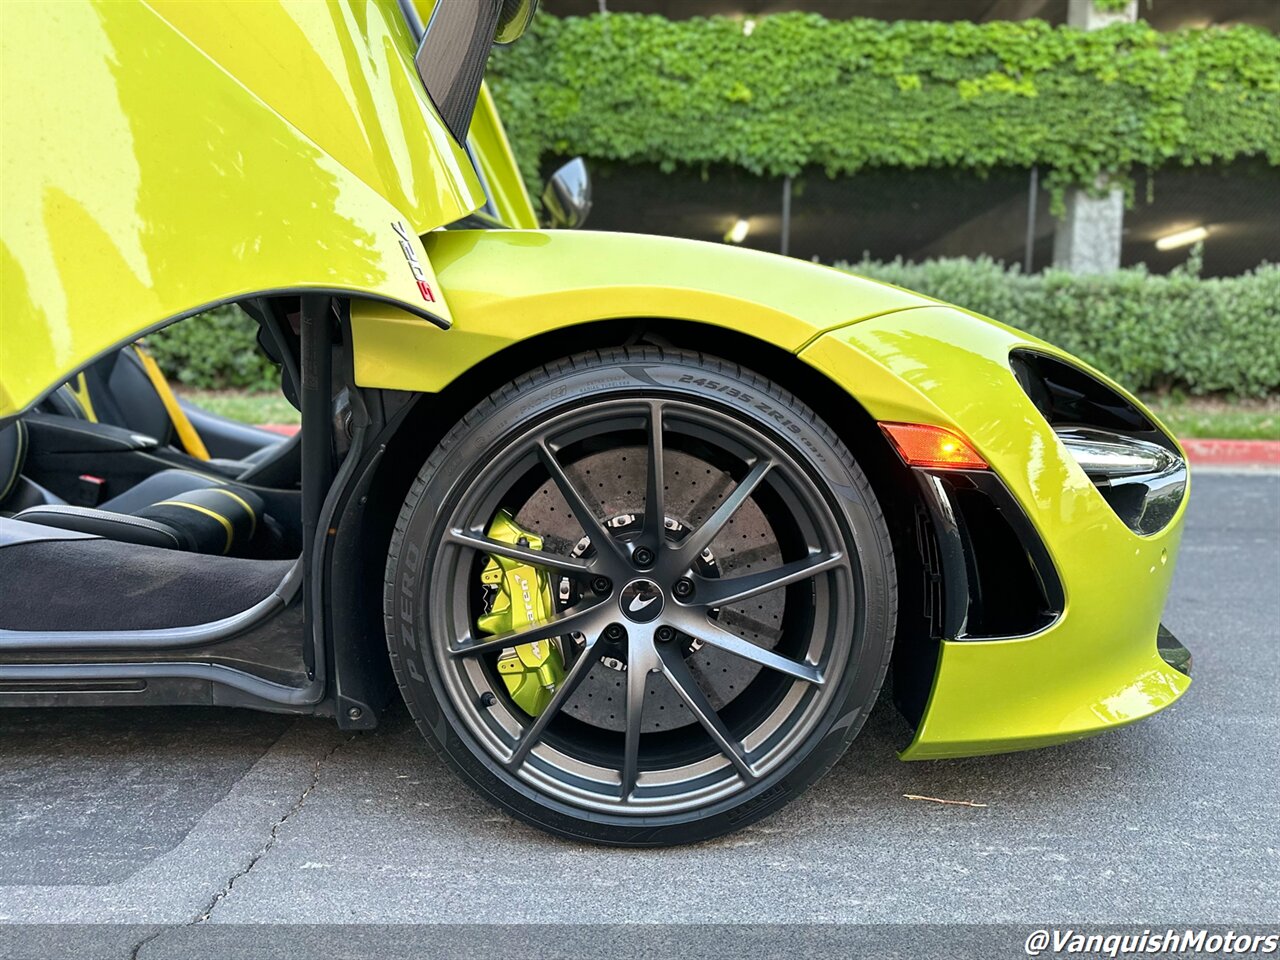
[0,0,1190,845]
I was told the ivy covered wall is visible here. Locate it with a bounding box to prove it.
[488,13,1280,205]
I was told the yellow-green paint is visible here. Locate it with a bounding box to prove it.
[349,229,932,393]
[0,0,481,419]
[147,0,483,230]
[0,0,1193,761]
[800,307,1190,759]
[471,85,539,229]
[350,230,1191,755]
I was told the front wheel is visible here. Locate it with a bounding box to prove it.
[384,348,896,846]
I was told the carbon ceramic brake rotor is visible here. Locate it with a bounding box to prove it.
[513,446,784,733]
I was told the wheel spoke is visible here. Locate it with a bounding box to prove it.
[619,649,653,799]
[656,643,756,784]
[507,638,605,770]
[671,615,823,685]
[537,440,626,567]
[448,602,609,657]
[676,459,772,564]
[640,401,665,551]
[694,552,846,608]
[445,529,591,576]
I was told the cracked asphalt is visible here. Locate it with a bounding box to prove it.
[0,472,1276,956]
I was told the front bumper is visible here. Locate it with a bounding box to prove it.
[800,306,1192,760]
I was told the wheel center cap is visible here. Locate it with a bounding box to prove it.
[619,579,665,624]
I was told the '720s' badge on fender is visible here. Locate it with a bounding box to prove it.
[392,221,436,302]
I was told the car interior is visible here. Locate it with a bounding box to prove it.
[0,141,513,642]
[0,301,304,635]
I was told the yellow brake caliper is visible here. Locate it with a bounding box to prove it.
[476,511,566,717]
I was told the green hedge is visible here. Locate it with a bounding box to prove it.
[840,254,1280,396]
[147,258,1278,397]
[145,305,278,392]
[489,13,1280,204]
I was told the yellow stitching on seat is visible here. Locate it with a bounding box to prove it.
[205,488,257,539]
[154,500,233,554]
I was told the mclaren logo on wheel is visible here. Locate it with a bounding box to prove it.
[628,593,658,614]
[620,579,664,623]
[392,220,436,302]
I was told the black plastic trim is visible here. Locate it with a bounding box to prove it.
[1157,624,1192,676]
[0,661,320,706]
[913,468,1064,642]
[914,472,971,639]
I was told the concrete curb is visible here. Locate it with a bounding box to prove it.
[260,423,1280,468]
[1181,438,1280,468]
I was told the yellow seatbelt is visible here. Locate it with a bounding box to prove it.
[132,345,211,460]
[66,373,98,421]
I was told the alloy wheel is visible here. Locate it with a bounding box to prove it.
[425,395,861,815]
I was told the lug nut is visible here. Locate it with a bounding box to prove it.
[655,626,676,642]
[604,623,627,642]
[591,576,611,595]
[633,546,655,568]
[673,578,694,599]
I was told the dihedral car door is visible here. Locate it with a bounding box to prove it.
[0,0,487,420]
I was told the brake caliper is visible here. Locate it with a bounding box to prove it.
[477,511,566,717]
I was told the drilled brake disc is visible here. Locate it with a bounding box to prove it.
[512,445,785,732]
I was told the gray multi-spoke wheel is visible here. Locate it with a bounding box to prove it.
[385,348,895,845]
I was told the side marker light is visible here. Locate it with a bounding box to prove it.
[879,422,988,470]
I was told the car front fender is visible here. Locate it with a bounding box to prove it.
[348,229,932,392]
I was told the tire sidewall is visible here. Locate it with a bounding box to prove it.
[385,350,895,846]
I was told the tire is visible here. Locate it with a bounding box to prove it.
[384,348,895,846]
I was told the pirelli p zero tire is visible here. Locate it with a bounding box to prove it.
[384,348,896,846]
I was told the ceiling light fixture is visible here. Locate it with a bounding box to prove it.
[1155,226,1209,251]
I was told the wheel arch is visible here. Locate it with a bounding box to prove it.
[331,315,937,735]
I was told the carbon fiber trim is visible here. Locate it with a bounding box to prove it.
[413,0,502,142]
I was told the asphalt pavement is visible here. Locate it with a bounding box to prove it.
[1,471,1276,956]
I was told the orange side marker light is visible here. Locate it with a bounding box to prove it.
[879,422,988,470]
